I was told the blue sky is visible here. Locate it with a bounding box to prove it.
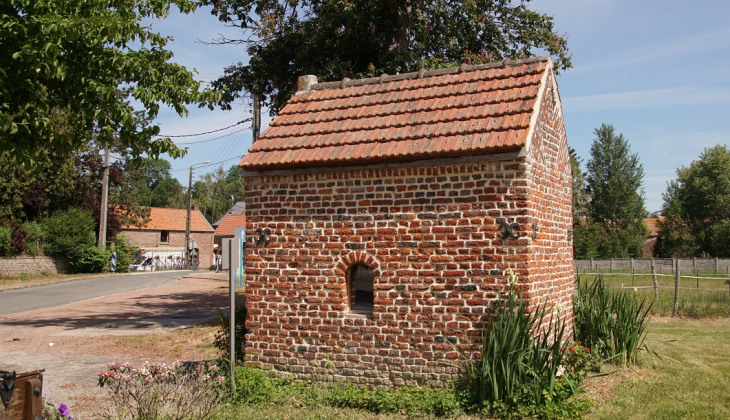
[153,0,730,213]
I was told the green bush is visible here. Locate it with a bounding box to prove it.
[72,245,110,273]
[458,280,590,418]
[110,235,136,273]
[0,225,12,256]
[22,221,44,256]
[42,208,95,260]
[573,276,653,365]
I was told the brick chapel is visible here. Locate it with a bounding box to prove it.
[239,56,573,386]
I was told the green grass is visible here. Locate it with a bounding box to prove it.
[586,317,730,419]
[216,318,729,420]
[576,270,730,317]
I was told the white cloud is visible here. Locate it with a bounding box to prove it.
[564,86,730,111]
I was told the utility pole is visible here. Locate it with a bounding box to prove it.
[185,165,193,268]
[252,93,261,143]
[185,161,210,268]
[97,146,110,250]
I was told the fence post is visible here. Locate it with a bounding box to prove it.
[693,257,696,270]
[632,268,635,287]
[630,258,634,270]
[696,268,699,290]
[590,258,594,269]
[610,258,613,270]
[672,258,675,274]
[673,258,680,317]
[652,259,659,302]
[715,257,718,273]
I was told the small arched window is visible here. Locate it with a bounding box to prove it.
[349,264,374,316]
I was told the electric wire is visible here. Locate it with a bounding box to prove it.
[157,118,251,138]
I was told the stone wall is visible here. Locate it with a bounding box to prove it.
[0,256,68,277]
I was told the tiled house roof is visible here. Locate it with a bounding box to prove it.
[121,207,214,232]
[213,201,245,227]
[643,217,664,237]
[240,56,552,170]
[214,214,247,237]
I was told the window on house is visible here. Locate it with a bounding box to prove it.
[160,230,169,243]
[349,264,374,316]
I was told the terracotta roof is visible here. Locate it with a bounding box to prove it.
[121,207,214,233]
[240,56,552,170]
[213,201,246,227]
[214,214,247,237]
[643,217,664,237]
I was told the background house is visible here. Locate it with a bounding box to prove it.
[240,56,573,386]
[213,202,247,248]
[120,207,214,268]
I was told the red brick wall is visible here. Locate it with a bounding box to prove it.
[525,73,575,331]
[243,151,573,385]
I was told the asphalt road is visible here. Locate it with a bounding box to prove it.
[0,270,192,315]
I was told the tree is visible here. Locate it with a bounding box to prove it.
[570,147,589,222]
[202,0,572,114]
[658,145,730,257]
[0,0,217,162]
[583,124,646,258]
[112,158,185,208]
[192,165,245,224]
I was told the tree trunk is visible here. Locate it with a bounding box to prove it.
[382,0,411,54]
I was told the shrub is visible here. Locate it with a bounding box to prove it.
[42,208,95,260]
[22,221,44,256]
[457,274,590,418]
[0,225,12,256]
[111,235,136,273]
[72,245,110,273]
[97,361,226,420]
[573,276,653,365]
[214,304,248,364]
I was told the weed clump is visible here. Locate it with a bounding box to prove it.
[573,276,653,365]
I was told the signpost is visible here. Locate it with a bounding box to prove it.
[223,228,245,392]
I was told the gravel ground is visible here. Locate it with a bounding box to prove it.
[0,272,239,418]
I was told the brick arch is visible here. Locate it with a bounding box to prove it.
[335,251,380,277]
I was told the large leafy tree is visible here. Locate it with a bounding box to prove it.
[582,124,646,258]
[0,0,217,162]
[570,147,588,222]
[112,158,185,208]
[202,0,572,114]
[192,165,245,224]
[658,145,730,257]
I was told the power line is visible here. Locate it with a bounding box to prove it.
[176,127,249,145]
[157,118,252,138]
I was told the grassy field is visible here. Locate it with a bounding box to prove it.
[586,317,730,419]
[576,270,730,317]
[216,317,730,419]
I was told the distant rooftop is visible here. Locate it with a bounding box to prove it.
[121,207,213,233]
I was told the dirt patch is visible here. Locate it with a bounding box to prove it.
[0,272,240,418]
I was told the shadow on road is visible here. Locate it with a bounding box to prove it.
[0,289,245,331]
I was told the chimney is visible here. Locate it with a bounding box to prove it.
[191,204,199,211]
[296,75,318,94]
